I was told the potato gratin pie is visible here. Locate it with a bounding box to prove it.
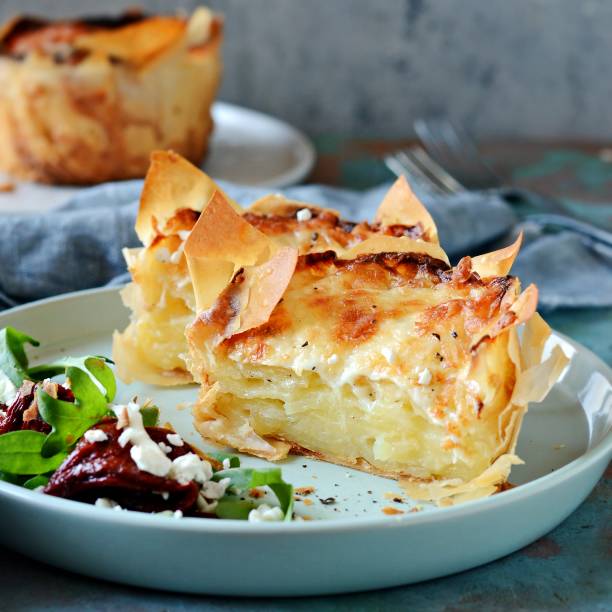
[115,151,568,504]
[0,7,221,183]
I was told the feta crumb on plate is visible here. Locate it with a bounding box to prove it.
[248,504,284,522]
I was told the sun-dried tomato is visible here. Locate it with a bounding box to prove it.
[44,423,204,514]
[0,381,51,435]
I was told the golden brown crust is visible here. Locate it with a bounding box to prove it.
[137,151,240,246]
[471,232,523,278]
[0,8,222,184]
[375,176,439,242]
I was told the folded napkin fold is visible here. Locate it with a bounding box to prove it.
[0,180,610,311]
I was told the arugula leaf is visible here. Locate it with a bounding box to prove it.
[0,431,65,475]
[0,327,39,387]
[23,474,50,489]
[29,356,116,402]
[215,496,257,520]
[140,405,160,427]
[209,451,241,469]
[213,467,294,521]
[38,366,110,457]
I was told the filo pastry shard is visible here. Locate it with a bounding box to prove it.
[184,192,569,504]
[113,150,440,385]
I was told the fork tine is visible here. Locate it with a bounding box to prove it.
[441,120,501,184]
[414,118,501,190]
[409,148,465,194]
[397,150,457,195]
[413,118,459,175]
[384,151,451,196]
[414,118,476,182]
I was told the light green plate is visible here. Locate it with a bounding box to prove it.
[0,287,610,596]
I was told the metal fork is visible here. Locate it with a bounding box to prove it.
[414,118,502,192]
[384,121,612,249]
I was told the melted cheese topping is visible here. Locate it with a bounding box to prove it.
[189,252,523,483]
[114,203,429,385]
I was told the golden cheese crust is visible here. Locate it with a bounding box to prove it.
[113,152,436,385]
[0,8,221,184]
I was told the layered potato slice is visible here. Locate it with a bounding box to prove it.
[185,195,569,503]
[113,151,438,385]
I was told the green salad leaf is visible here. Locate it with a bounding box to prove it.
[29,356,116,402]
[0,326,117,471]
[38,366,111,457]
[0,327,39,387]
[23,474,50,489]
[209,451,241,469]
[213,467,294,521]
[140,405,160,427]
[0,431,65,475]
[215,497,259,520]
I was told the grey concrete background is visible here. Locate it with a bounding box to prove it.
[1,0,611,140]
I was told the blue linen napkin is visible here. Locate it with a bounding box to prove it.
[0,180,610,311]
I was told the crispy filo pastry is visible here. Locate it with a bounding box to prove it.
[0,7,221,184]
[185,194,569,504]
[113,151,438,385]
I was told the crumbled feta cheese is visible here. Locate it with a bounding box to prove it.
[95,498,122,510]
[169,453,213,485]
[112,404,217,499]
[248,504,284,522]
[83,429,108,443]
[327,354,338,364]
[222,458,231,470]
[381,347,396,364]
[296,208,312,222]
[201,477,231,500]
[114,402,172,477]
[417,368,432,385]
[159,441,173,454]
[167,433,184,447]
[197,494,218,513]
[0,370,18,406]
[154,247,172,263]
[156,509,183,518]
[130,444,172,478]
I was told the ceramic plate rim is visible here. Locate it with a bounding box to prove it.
[0,286,610,535]
[209,101,316,189]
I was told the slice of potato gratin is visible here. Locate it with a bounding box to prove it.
[113,151,439,385]
[184,192,569,504]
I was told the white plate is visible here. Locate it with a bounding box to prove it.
[0,287,610,596]
[204,102,315,188]
[0,102,316,214]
